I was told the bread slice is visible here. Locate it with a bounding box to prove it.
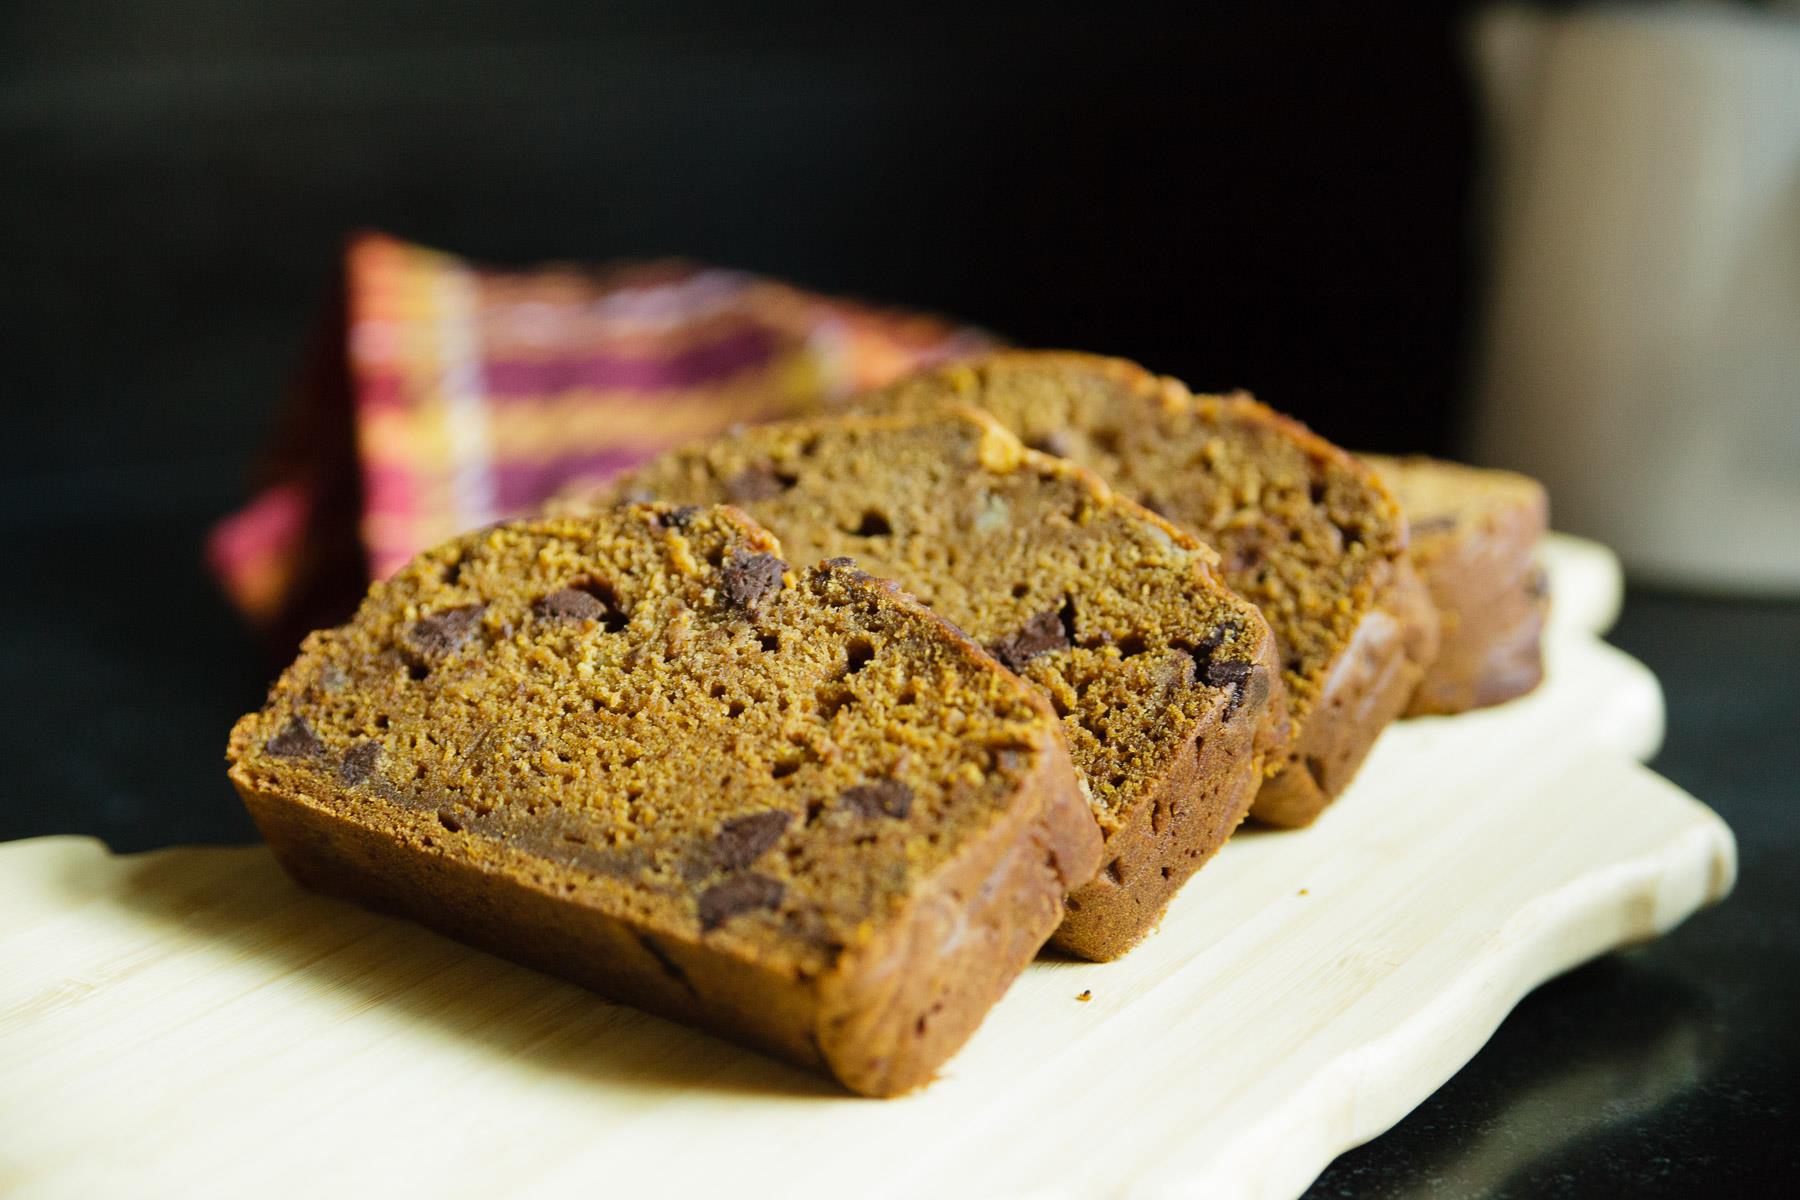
[1363,455,1549,715]
[585,411,1286,961]
[226,504,1100,1098]
[858,351,1439,828]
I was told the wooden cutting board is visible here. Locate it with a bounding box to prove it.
[0,535,1734,1200]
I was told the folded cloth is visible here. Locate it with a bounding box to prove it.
[207,232,990,649]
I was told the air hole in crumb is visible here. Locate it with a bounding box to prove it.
[1333,520,1363,549]
[1091,428,1121,455]
[1117,633,1148,658]
[1102,859,1125,885]
[816,686,853,722]
[374,714,390,730]
[1011,582,1030,599]
[1160,866,1173,881]
[1309,479,1328,506]
[568,578,630,632]
[440,557,464,586]
[726,700,747,718]
[771,756,803,780]
[848,510,892,537]
[709,681,728,699]
[759,633,781,653]
[407,662,430,682]
[915,1015,929,1036]
[438,811,463,833]
[845,637,875,673]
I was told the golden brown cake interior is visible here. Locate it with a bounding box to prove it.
[860,351,1435,826]
[587,411,1284,958]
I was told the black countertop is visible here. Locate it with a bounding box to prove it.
[4,509,1796,1196]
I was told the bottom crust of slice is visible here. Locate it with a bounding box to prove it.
[237,737,1100,1099]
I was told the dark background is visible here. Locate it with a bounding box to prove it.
[2,3,1794,1196]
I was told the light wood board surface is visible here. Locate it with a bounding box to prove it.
[0,534,1734,1200]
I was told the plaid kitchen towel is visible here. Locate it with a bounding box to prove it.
[207,232,991,646]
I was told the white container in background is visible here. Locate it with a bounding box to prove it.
[1468,4,1800,594]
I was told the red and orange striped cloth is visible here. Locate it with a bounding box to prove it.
[207,232,989,642]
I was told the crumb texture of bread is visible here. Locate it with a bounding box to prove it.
[855,351,1439,827]
[1364,455,1550,715]
[227,504,1099,1097]
[586,412,1285,959]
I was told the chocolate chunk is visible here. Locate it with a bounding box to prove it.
[698,872,785,931]
[1205,658,1254,717]
[718,550,786,610]
[839,778,914,820]
[713,810,792,870]
[817,556,871,585]
[534,588,609,623]
[1203,658,1252,690]
[266,717,323,759]
[1180,622,1253,716]
[405,604,486,659]
[988,607,1070,672]
[654,505,701,529]
[724,465,787,503]
[338,741,382,786]
[1026,431,1074,458]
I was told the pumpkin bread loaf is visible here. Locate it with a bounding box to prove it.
[584,411,1286,961]
[858,351,1439,828]
[1364,455,1550,715]
[227,505,1101,1098]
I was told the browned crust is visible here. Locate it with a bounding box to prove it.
[1396,476,1550,716]
[228,510,1102,1098]
[1250,559,1438,828]
[1051,618,1281,959]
